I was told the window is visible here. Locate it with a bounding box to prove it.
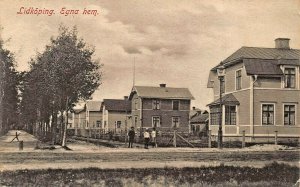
[172,117,180,128]
[210,106,221,125]
[262,104,274,125]
[134,99,138,110]
[96,120,101,128]
[284,105,295,125]
[104,121,107,128]
[172,100,180,110]
[152,99,160,110]
[152,116,160,127]
[134,116,138,127]
[284,68,295,88]
[236,70,242,90]
[220,77,225,94]
[225,106,236,125]
[115,121,121,128]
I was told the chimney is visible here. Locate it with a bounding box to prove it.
[124,96,128,100]
[159,83,166,88]
[275,38,290,49]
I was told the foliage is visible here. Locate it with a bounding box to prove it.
[20,25,102,144]
[0,39,19,134]
[0,162,298,186]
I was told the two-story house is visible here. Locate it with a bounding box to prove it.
[101,97,131,133]
[71,108,86,136]
[85,100,102,129]
[207,38,300,142]
[129,84,194,133]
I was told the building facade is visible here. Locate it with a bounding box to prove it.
[129,84,194,133]
[101,97,131,133]
[207,38,300,142]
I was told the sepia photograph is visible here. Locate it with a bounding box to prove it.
[0,0,299,186]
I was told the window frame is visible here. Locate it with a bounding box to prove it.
[172,100,180,110]
[261,103,275,125]
[96,120,101,128]
[284,67,296,89]
[172,116,180,128]
[235,69,242,90]
[283,104,296,126]
[210,106,221,125]
[152,99,161,110]
[115,121,122,128]
[225,105,236,125]
[152,116,161,128]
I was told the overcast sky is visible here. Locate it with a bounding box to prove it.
[0,0,299,109]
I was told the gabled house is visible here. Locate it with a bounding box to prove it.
[190,110,209,137]
[101,97,131,133]
[129,84,194,133]
[71,108,86,135]
[85,100,102,129]
[207,38,300,142]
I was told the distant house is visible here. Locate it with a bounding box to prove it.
[207,38,300,142]
[85,100,102,129]
[101,97,131,133]
[129,84,194,133]
[71,108,86,135]
[190,111,209,137]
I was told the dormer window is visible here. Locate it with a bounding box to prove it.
[284,68,295,88]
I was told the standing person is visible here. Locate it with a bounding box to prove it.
[10,130,20,142]
[151,128,157,148]
[144,128,150,149]
[128,127,135,148]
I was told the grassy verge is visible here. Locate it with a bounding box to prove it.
[0,162,298,186]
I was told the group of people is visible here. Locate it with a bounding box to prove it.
[127,127,157,149]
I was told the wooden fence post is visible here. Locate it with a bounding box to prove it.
[274,131,278,145]
[208,130,211,148]
[242,130,245,148]
[173,130,177,147]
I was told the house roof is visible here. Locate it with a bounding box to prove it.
[86,101,102,111]
[223,47,300,64]
[73,108,85,114]
[243,59,284,76]
[190,113,209,124]
[130,86,195,100]
[102,99,131,112]
[212,47,300,71]
[207,93,240,106]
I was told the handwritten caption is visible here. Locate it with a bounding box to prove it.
[17,7,99,16]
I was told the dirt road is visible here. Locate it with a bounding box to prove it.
[0,130,299,171]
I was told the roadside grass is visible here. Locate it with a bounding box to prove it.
[0,162,298,186]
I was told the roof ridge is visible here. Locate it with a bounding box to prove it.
[240,46,300,51]
[134,85,189,89]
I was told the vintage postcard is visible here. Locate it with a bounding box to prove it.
[0,0,299,186]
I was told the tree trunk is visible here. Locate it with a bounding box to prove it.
[62,110,68,147]
[62,97,69,147]
[51,111,58,145]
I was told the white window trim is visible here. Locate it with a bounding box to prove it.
[235,69,242,91]
[172,100,180,110]
[152,116,161,127]
[224,105,237,126]
[261,103,276,126]
[172,116,180,128]
[281,65,299,89]
[152,99,161,110]
[115,121,122,128]
[282,103,297,126]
